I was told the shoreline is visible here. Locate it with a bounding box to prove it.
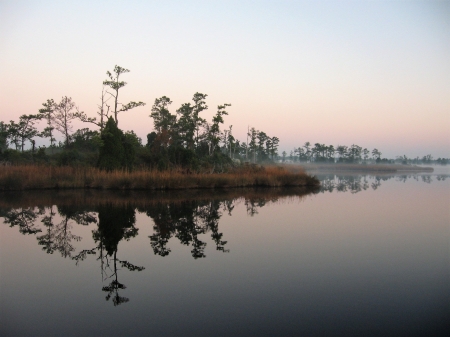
[0,165,320,191]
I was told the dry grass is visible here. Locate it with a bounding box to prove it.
[0,165,319,191]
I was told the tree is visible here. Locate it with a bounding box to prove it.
[327,145,335,162]
[257,131,268,162]
[9,114,41,152]
[97,117,125,171]
[303,142,311,162]
[362,148,370,163]
[269,137,279,161]
[247,127,257,163]
[103,65,145,126]
[176,93,208,150]
[347,144,362,163]
[192,93,208,148]
[38,99,56,153]
[74,86,111,132]
[336,145,348,162]
[205,104,230,156]
[53,96,79,147]
[372,148,381,162]
[0,121,9,151]
[150,96,176,134]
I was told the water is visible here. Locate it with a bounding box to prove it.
[1,172,449,336]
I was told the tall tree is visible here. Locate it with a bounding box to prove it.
[247,127,258,163]
[53,96,79,147]
[150,96,176,134]
[38,99,56,153]
[257,131,268,162]
[176,93,208,150]
[303,142,311,162]
[270,137,279,161]
[205,104,230,156]
[103,65,145,126]
[192,93,208,148]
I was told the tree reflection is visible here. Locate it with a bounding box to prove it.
[74,203,145,306]
[3,207,44,235]
[145,199,229,259]
[37,205,97,257]
[5,180,444,307]
[316,173,448,194]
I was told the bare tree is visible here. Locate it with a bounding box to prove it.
[75,85,111,132]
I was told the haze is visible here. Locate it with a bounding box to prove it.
[1,0,449,158]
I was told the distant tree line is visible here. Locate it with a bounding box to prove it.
[280,142,448,166]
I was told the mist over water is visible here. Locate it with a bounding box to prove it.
[1,172,449,336]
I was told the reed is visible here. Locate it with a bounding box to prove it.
[0,165,319,191]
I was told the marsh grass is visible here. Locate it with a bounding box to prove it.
[0,165,319,191]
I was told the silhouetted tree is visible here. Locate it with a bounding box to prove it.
[103,65,145,126]
[97,117,125,171]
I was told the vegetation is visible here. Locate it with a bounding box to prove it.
[0,65,445,192]
[0,64,319,190]
[0,164,319,191]
[284,142,448,166]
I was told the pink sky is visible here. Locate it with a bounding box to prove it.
[1,0,449,158]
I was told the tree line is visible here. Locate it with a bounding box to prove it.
[0,65,278,171]
[1,65,447,168]
[281,142,448,166]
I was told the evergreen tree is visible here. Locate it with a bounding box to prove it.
[97,117,125,171]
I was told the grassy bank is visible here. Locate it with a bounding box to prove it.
[0,165,319,191]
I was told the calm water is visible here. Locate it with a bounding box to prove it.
[1,171,449,336]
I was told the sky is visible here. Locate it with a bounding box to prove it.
[1,0,449,158]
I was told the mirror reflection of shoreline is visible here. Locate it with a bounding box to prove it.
[316,173,449,194]
[2,197,258,306]
[142,199,229,259]
[1,177,446,306]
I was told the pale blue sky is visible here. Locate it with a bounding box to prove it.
[1,0,449,158]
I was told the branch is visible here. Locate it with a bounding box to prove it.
[118,101,146,113]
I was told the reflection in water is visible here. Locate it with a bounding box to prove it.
[3,206,44,235]
[80,203,144,306]
[143,200,228,259]
[316,173,449,193]
[36,205,97,257]
[2,189,313,306]
[1,174,446,308]
[1,177,449,336]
